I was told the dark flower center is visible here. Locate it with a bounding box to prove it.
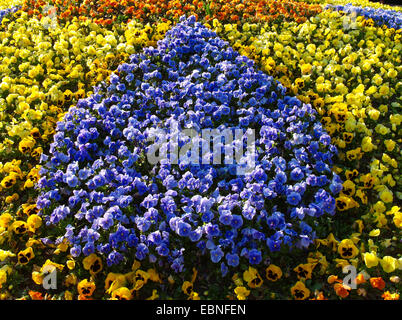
[343,188,352,196]
[16,225,27,233]
[297,267,308,278]
[82,287,91,295]
[251,277,261,286]
[336,200,346,209]
[342,247,353,257]
[135,274,145,282]
[267,270,278,280]
[5,180,13,187]
[185,285,193,295]
[294,289,305,299]
[91,259,101,273]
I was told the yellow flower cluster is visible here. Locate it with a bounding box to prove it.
[31,256,164,300]
[0,0,22,10]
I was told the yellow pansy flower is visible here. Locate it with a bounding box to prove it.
[338,239,359,259]
[363,252,379,268]
[380,256,397,273]
[234,286,250,300]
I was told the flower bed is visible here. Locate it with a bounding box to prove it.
[21,0,323,25]
[0,0,400,301]
[38,16,340,276]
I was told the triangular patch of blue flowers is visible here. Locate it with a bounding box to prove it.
[37,16,342,273]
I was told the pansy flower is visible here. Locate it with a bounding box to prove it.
[17,247,35,265]
[83,254,103,275]
[291,281,310,300]
[111,287,133,300]
[337,239,359,259]
[265,264,282,282]
[243,267,263,288]
[77,279,96,297]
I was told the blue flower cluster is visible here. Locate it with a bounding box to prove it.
[37,16,341,274]
[0,6,20,23]
[327,4,402,29]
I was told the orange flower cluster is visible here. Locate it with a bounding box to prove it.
[22,0,200,26]
[206,0,322,24]
[21,0,322,26]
